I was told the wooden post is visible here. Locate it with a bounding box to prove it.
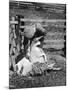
[9,17,18,24]
[9,16,18,71]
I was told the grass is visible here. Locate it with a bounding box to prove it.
[9,68,66,89]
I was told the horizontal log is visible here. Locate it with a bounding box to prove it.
[44,50,64,55]
[20,25,66,28]
[44,39,65,43]
[44,36,64,40]
[43,25,66,28]
[46,32,65,36]
[46,54,66,62]
[43,43,64,47]
[9,21,18,24]
[44,34,65,40]
[43,44,64,49]
[42,21,65,27]
[20,18,66,22]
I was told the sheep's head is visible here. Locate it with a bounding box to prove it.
[31,36,44,48]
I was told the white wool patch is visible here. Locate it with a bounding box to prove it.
[16,57,32,76]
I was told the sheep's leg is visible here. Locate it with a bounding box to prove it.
[17,66,22,75]
[40,53,47,63]
[11,55,16,71]
[43,54,47,62]
[52,67,61,70]
[15,62,23,75]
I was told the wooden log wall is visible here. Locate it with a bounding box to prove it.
[9,1,66,70]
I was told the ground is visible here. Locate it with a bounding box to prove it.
[9,67,66,89]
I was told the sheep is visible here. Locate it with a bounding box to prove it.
[15,39,47,76]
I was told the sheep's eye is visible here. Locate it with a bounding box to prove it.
[37,45,40,47]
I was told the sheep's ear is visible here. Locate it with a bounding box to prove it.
[30,40,35,48]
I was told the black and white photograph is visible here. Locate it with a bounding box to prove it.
[9,0,66,89]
